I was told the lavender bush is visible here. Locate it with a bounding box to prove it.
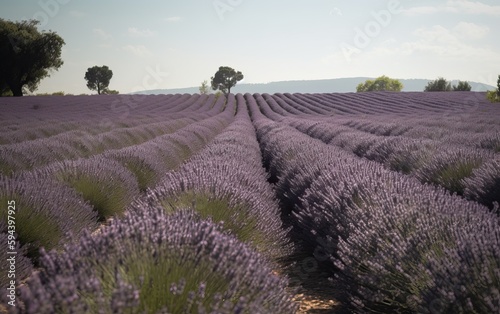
[249,97,500,313]
[142,95,291,263]
[47,156,140,221]
[463,156,500,209]
[14,208,297,313]
[0,173,98,261]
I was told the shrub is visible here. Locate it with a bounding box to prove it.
[253,117,500,313]
[415,147,490,195]
[105,149,166,192]
[463,156,500,209]
[145,102,291,263]
[356,75,403,92]
[50,157,140,221]
[452,81,472,91]
[0,173,98,262]
[14,209,298,313]
[424,78,452,92]
[486,90,500,103]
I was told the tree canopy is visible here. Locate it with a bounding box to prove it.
[356,75,403,92]
[486,75,500,102]
[211,66,243,95]
[497,75,500,98]
[424,78,452,92]
[84,65,113,95]
[452,81,472,91]
[0,19,65,96]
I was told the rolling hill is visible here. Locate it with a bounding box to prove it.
[131,77,496,94]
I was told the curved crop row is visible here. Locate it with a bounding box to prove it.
[13,208,298,313]
[283,116,499,208]
[0,95,236,290]
[248,94,500,313]
[140,94,291,263]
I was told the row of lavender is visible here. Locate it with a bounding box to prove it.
[283,116,500,209]
[0,94,210,141]
[265,92,500,151]
[248,92,500,313]
[259,92,500,209]
[10,95,298,313]
[0,95,234,296]
[0,94,227,175]
[257,91,488,116]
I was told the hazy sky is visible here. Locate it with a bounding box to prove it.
[1,0,499,94]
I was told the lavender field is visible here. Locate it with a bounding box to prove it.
[1,92,499,313]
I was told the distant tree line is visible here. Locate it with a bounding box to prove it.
[356,76,403,92]
[486,75,500,103]
[1,17,497,100]
[424,77,471,92]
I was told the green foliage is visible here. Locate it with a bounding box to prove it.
[118,251,230,313]
[211,66,243,95]
[102,88,119,94]
[199,80,210,94]
[84,65,113,94]
[213,90,225,104]
[1,81,13,96]
[60,176,121,221]
[55,171,133,222]
[0,19,65,96]
[452,81,472,91]
[488,75,500,102]
[486,90,500,103]
[160,192,264,251]
[497,75,500,98]
[0,195,61,261]
[424,77,452,92]
[35,91,65,96]
[428,160,483,195]
[114,156,159,192]
[485,75,500,102]
[356,75,403,92]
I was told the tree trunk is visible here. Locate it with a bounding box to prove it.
[10,84,23,97]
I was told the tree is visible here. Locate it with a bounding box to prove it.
[102,89,119,95]
[1,81,12,96]
[424,77,452,92]
[356,75,403,92]
[199,80,210,94]
[497,75,500,98]
[452,81,472,91]
[84,65,113,94]
[0,19,65,96]
[211,66,243,95]
[486,75,500,103]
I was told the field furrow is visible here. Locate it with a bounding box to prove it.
[1,92,499,313]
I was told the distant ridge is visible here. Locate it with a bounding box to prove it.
[131,77,496,95]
